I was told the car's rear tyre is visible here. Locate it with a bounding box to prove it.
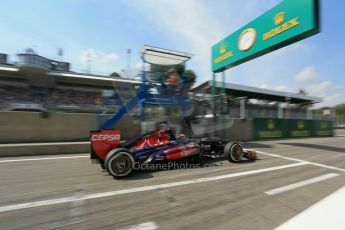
[104,148,134,178]
[224,142,243,163]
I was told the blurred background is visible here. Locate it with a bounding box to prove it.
[0,0,344,148]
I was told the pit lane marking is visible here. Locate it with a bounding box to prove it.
[265,173,339,195]
[251,150,345,173]
[0,155,89,163]
[275,185,345,229]
[119,222,158,230]
[0,162,306,213]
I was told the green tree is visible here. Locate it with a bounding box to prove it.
[149,64,185,81]
[335,104,345,115]
[182,69,197,84]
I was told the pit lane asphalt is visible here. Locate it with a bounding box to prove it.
[0,136,344,230]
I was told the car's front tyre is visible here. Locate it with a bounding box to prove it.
[224,142,243,163]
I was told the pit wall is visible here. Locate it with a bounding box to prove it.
[0,112,333,144]
[0,111,141,144]
[0,142,89,157]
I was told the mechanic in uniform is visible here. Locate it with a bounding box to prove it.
[165,67,179,96]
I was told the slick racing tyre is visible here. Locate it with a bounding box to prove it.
[224,142,243,163]
[105,148,134,178]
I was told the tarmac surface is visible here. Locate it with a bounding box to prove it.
[0,136,344,230]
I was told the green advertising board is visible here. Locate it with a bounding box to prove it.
[252,118,286,139]
[287,119,313,137]
[313,120,334,136]
[252,118,333,139]
[212,0,320,72]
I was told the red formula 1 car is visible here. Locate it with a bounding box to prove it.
[90,129,257,178]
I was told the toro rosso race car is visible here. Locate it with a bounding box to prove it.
[90,129,257,178]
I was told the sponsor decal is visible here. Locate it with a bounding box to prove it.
[220,45,227,54]
[263,12,300,40]
[91,134,121,141]
[320,121,328,129]
[214,45,233,64]
[315,121,332,136]
[91,130,121,161]
[297,120,305,129]
[316,130,332,136]
[291,130,310,137]
[291,120,309,137]
[258,131,283,138]
[274,12,285,25]
[267,119,275,129]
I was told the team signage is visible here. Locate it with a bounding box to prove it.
[212,0,319,72]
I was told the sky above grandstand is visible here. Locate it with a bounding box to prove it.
[0,0,344,107]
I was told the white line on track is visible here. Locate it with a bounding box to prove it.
[249,150,345,173]
[275,185,345,230]
[0,155,89,163]
[0,142,88,147]
[0,162,306,213]
[119,222,158,230]
[265,173,339,195]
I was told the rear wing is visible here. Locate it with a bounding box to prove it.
[90,130,121,162]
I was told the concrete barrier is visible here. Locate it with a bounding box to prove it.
[0,111,334,156]
[0,111,141,144]
[0,142,89,157]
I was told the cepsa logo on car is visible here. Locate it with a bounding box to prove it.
[92,134,120,141]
